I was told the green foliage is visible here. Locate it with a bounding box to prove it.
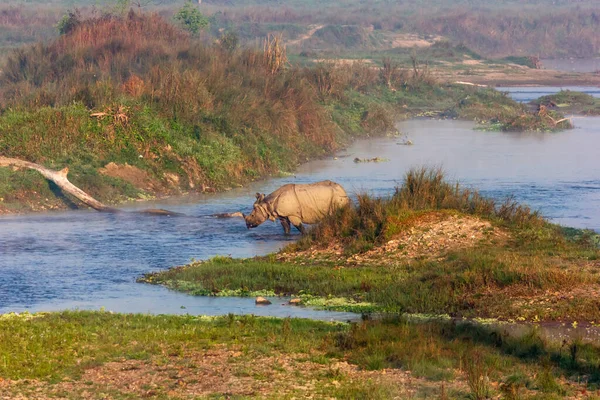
[56,9,80,35]
[449,87,572,132]
[0,13,351,209]
[174,1,209,34]
[501,56,538,68]
[307,167,544,252]
[536,90,596,106]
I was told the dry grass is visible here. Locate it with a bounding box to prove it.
[0,12,348,202]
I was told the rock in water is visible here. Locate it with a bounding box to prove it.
[289,298,302,306]
[255,296,272,305]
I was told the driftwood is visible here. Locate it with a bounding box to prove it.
[537,105,573,128]
[213,211,244,218]
[0,157,180,215]
[0,157,116,212]
[0,156,250,218]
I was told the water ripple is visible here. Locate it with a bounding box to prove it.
[1,117,599,313]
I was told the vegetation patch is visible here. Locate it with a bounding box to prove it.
[0,12,575,213]
[531,90,600,116]
[146,168,600,322]
[3,311,600,398]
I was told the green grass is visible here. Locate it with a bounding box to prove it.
[2,311,600,398]
[142,242,600,320]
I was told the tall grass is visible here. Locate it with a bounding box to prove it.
[0,11,575,209]
[0,12,344,193]
[307,167,544,250]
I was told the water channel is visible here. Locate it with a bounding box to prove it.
[1,89,599,334]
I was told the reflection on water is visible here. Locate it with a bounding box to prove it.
[0,117,599,315]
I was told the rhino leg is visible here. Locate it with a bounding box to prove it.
[288,216,306,235]
[279,217,291,235]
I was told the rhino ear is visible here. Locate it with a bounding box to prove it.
[257,193,265,202]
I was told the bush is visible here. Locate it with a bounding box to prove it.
[174,1,209,34]
[304,167,544,252]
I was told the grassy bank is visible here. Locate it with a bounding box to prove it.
[2,311,600,398]
[144,168,600,322]
[0,13,341,212]
[0,12,572,214]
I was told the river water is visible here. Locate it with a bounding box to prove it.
[499,86,600,103]
[1,92,599,320]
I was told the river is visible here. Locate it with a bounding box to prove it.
[498,86,600,103]
[1,93,599,319]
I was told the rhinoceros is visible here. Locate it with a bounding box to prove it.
[244,180,350,234]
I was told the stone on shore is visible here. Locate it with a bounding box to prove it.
[255,296,272,305]
[289,298,302,306]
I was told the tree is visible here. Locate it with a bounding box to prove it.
[175,1,209,35]
[57,9,81,35]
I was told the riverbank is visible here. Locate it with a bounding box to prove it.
[0,12,575,215]
[433,62,600,87]
[2,174,600,398]
[111,168,600,397]
[145,169,600,323]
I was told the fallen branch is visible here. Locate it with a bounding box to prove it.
[0,156,115,212]
[454,81,488,87]
[0,157,250,218]
[0,157,179,215]
[213,211,244,218]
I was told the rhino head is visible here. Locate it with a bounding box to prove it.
[244,193,275,229]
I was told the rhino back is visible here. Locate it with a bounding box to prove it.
[269,181,348,224]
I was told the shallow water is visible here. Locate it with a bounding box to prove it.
[1,116,599,319]
[500,86,600,103]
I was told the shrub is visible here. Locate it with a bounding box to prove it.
[174,1,209,34]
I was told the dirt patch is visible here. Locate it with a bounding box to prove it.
[0,347,421,399]
[99,162,160,192]
[313,58,374,66]
[374,214,501,257]
[281,212,507,266]
[286,24,324,46]
[389,33,443,48]
[433,62,600,86]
